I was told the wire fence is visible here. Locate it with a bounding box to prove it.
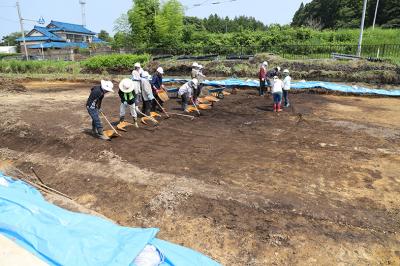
[2,44,400,62]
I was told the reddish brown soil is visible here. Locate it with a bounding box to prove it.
[0,80,400,265]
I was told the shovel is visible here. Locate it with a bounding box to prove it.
[136,109,159,126]
[100,111,121,138]
[155,98,170,118]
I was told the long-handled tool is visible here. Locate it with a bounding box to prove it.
[168,112,195,120]
[30,167,45,185]
[100,111,121,137]
[155,98,170,118]
[192,102,201,116]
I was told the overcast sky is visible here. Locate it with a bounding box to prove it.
[0,0,312,39]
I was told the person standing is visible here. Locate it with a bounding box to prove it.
[178,78,198,112]
[118,78,139,128]
[140,71,155,116]
[151,67,164,112]
[258,61,268,96]
[86,80,114,140]
[132,62,143,80]
[282,69,291,107]
[266,66,281,91]
[271,76,284,112]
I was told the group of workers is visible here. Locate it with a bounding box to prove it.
[258,61,291,112]
[86,60,292,140]
[86,63,165,140]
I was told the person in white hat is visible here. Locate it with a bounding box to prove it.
[86,80,114,140]
[191,64,206,104]
[151,67,165,112]
[178,78,198,112]
[132,63,142,80]
[282,69,291,107]
[271,76,284,112]
[140,71,155,116]
[258,61,268,96]
[118,78,139,128]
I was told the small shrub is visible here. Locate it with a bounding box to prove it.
[81,54,151,74]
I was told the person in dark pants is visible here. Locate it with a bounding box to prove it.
[140,71,155,116]
[258,61,268,96]
[86,80,114,140]
[178,78,198,112]
[266,66,281,93]
[151,67,164,112]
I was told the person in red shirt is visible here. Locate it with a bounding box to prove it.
[258,61,268,96]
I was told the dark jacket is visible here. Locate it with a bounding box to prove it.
[118,89,136,105]
[151,74,163,93]
[267,69,279,79]
[86,85,104,109]
[259,67,266,80]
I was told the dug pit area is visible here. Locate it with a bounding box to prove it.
[0,79,400,265]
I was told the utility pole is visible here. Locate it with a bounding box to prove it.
[372,0,380,29]
[356,0,368,57]
[79,0,86,27]
[16,0,29,60]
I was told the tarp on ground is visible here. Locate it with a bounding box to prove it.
[0,172,220,266]
[163,78,400,96]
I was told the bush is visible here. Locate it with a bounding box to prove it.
[81,54,151,74]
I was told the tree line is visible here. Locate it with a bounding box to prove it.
[292,0,400,29]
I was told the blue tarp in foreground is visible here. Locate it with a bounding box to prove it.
[0,172,220,266]
[163,78,400,97]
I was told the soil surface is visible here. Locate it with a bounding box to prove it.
[1,79,400,265]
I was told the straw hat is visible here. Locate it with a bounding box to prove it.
[118,78,135,93]
[101,80,114,92]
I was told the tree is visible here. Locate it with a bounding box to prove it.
[154,0,184,47]
[128,0,160,47]
[112,13,133,50]
[98,30,113,42]
[0,32,22,47]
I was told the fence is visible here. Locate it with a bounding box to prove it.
[2,44,400,62]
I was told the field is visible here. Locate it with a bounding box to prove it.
[0,79,400,265]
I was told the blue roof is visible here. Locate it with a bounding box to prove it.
[28,42,88,49]
[48,20,96,35]
[16,26,64,42]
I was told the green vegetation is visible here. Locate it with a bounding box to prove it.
[81,54,151,73]
[0,60,80,74]
[292,0,400,29]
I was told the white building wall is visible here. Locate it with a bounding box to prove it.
[0,46,17,54]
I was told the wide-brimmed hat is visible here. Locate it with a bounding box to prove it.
[118,78,135,93]
[191,78,199,86]
[198,65,204,69]
[283,69,290,74]
[101,80,114,92]
[192,62,199,68]
[141,71,150,79]
[134,62,141,68]
[262,61,268,66]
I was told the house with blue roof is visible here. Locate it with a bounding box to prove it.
[16,20,105,51]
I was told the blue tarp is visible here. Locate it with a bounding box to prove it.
[0,172,220,266]
[163,78,400,97]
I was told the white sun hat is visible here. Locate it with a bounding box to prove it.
[192,62,199,68]
[157,67,164,75]
[276,66,281,71]
[118,78,135,93]
[273,76,279,80]
[134,62,141,68]
[191,78,199,86]
[198,65,204,69]
[283,69,290,74]
[101,80,114,92]
[141,71,150,79]
[262,61,268,66]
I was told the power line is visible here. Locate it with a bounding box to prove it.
[0,16,18,23]
[187,0,238,10]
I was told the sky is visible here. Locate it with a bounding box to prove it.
[0,0,312,39]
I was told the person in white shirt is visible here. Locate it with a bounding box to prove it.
[178,78,199,112]
[271,76,284,112]
[282,69,291,107]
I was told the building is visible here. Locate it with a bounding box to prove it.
[0,46,17,54]
[16,20,104,52]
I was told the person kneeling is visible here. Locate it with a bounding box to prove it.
[178,78,199,113]
[118,78,139,128]
[86,80,114,140]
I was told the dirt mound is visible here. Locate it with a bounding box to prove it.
[0,78,27,93]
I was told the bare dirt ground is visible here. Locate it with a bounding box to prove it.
[1,79,400,265]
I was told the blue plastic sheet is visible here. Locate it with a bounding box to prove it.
[0,172,220,266]
[163,78,400,96]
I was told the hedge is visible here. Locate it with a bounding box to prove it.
[81,54,151,73]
